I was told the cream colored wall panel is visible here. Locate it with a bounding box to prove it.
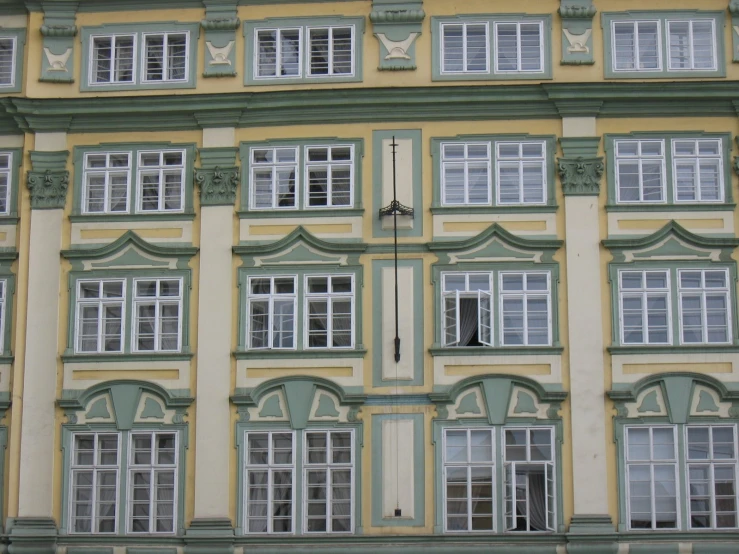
[63,359,191,390]
[34,132,66,151]
[562,117,596,137]
[381,137,413,230]
[237,357,363,389]
[0,135,23,148]
[202,127,235,148]
[433,213,556,239]
[381,418,415,518]
[607,211,734,236]
[0,224,17,249]
[381,266,414,380]
[612,353,739,383]
[240,216,363,241]
[71,220,193,245]
[433,354,562,386]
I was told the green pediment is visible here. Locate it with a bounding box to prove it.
[603,221,739,263]
[429,223,562,265]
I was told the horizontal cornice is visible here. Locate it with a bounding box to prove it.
[6,0,366,13]
[2,81,739,133]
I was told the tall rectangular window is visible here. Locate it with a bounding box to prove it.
[245,431,295,534]
[494,22,543,72]
[133,278,182,353]
[91,35,135,84]
[137,150,185,212]
[304,430,353,533]
[499,272,550,346]
[0,152,12,214]
[128,432,177,533]
[76,280,125,354]
[625,426,679,530]
[82,152,131,214]
[256,28,302,78]
[308,27,353,76]
[0,37,16,86]
[441,143,491,205]
[305,275,354,349]
[619,270,671,345]
[496,142,546,205]
[612,21,661,71]
[143,32,188,82]
[247,276,296,350]
[615,140,666,203]
[442,272,493,348]
[441,23,488,73]
[667,20,716,71]
[305,146,353,207]
[678,269,730,344]
[443,428,495,532]
[250,147,298,209]
[672,139,722,202]
[504,428,555,532]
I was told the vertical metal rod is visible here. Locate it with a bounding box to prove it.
[392,137,401,363]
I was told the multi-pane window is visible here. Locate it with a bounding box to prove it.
[76,280,125,353]
[504,428,555,532]
[69,431,180,535]
[441,23,488,73]
[245,431,295,534]
[247,144,357,211]
[247,276,297,350]
[678,269,730,345]
[138,150,185,212]
[0,280,5,353]
[304,430,353,533]
[442,271,552,348]
[305,275,354,349]
[613,21,661,71]
[624,424,738,531]
[619,270,671,345]
[143,33,188,82]
[0,152,12,214]
[667,20,716,71]
[673,140,722,202]
[82,152,131,214]
[0,37,16,86]
[494,22,543,73]
[615,140,665,203]
[133,279,182,353]
[440,140,547,206]
[253,25,356,80]
[88,31,191,86]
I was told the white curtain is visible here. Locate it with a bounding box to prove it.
[527,468,548,531]
[458,298,478,346]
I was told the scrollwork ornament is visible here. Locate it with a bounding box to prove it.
[65,412,78,425]
[546,403,562,420]
[172,410,188,424]
[26,169,70,209]
[238,407,251,422]
[194,166,239,206]
[435,404,449,420]
[557,156,604,196]
[347,406,361,422]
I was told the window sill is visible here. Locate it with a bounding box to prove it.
[430,346,563,357]
[69,213,196,223]
[604,71,726,80]
[431,205,558,215]
[0,355,14,364]
[238,208,364,219]
[608,345,739,355]
[61,351,193,363]
[0,216,19,225]
[80,80,198,93]
[432,72,553,82]
[234,348,367,360]
[245,75,363,87]
[605,203,736,212]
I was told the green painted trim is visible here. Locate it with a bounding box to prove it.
[237,208,364,219]
[429,374,568,406]
[601,11,727,79]
[233,226,367,259]
[238,137,364,213]
[243,17,365,86]
[605,203,737,213]
[372,130,423,238]
[559,1,596,66]
[429,346,564,357]
[233,349,366,360]
[0,272,15,358]
[79,22,200,92]
[431,14,553,81]
[429,205,558,215]
[7,517,57,554]
[370,413,425,527]
[27,150,70,209]
[61,352,194,363]
[71,142,197,217]
[0,148,22,220]
[607,372,739,407]
[429,222,563,259]
[371,259,424,386]
[66,548,114,554]
[604,132,734,206]
[364,243,429,254]
[0,28,25,93]
[183,517,234,554]
[371,3,423,72]
[608,345,739,355]
[61,230,198,265]
[431,134,557,210]
[127,548,178,554]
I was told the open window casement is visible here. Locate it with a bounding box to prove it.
[478,289,493,346]
[504,462,555,532]
[444,291,460,346]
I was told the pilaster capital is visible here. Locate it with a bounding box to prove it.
[194,166,239,206]
[39,0,78,83]
[730,1,739,16]
[558,0,596,66]
[559,0,596,19]
[26,150,70,209]
[557,157,604,196]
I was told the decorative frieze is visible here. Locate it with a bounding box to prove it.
[194,147,239,205]
[26,150,70,209]
[370,0,424,71]
[558,137,603,196]
[39,1,78,83]
[201,0,238,77]
[559,0,596,66]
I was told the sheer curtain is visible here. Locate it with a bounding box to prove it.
[458,298,478,346]
[527,469,548,531]
[156,470,175,532]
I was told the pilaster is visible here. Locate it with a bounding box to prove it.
[559,0,596,65]
[201,0,239,77]
[39,1,78,83]
[370,0,424,71]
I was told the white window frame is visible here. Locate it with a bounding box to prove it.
[440,22,490,75]
[441,272,494,348]
[0,279,5,354]
[136,149,186,214]
[0,151,13,215]
[440,142,492,206]
[140,31,190,84]
[246,275,298,351]
[493,21,544,74]
[81,151,132,215]
[442,427,496,533]
[677,269,732,345]
[304,274,355,350]
[306,25,355,78]
[618,269,672,346]
[498,271,552,347]
[0,36,17,87]
[74,279,126,354]
[89,33,137,86]
[244,430,297,535]
[304,145,355,208]
[625,425,680,531]
[126,431,179,534]
[666,19,717,72]
[503,426,556,532]
[68,432,122,535]
[671,139,724,203]
[131,277,183,353]
[614,139,667,204]
[495,141,547,205]
[611,20,663,72]
[254,27,304,80]
[302,429,355,534]
[249,146,299,211]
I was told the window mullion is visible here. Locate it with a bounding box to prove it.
[517,23,523,72]
[688,21,695,70]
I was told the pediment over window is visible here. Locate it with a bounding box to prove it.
[603,221,739,263]
[234,226,367,268]
[61,230,198,271]
[232,376,366,429]
[58,380,193,429]
[609,373,739,423]
[430,374,567,424]
[429,223,562,265]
